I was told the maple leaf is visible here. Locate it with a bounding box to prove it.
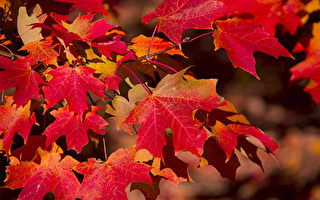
[0,97,37,152]
[151,158,186,186]
[17,5,46,45]
[19,37,59,66]
[142,0,228,45]
[61,13,114,42]
[75,148,152,200]
[92,34,131,59]
[221,0,303,35]
[86,49,121,90]
[162,133,189,180]
[53,0,110,17]
[211,121,278,161]
[11,135,46,161]
[3,150,80,200]
[213,18,293,78]
[123,69,225,157]
[106,84,150,134]
[43,65,105,115]
[196,101,278,161]
[129,34,185,57]
[201,137,240,182]
[0,57,45,106]
[290,22,320,103]
[44,107,108,153]
[50,13,114,44]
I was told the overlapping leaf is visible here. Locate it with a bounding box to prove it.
[44,107,108,152]
[201,137,240,182]
[19,37,59,66]
[197,101,279,181]
[51,13,114,44]
[3,150,80,200]
[92,34,131,59]
[86,49,121,90]
[129,34,185,57]
[196,101,279,161]
[106,83,150,134]
[211,121,278,160]
[43,65,105,115]
[142,0,228,45]
[54,0,109,17]
[75,148,152,200]
[290,22,320,103]
[221,0,303,35]
[123,69,225,157]
[213,18,293,78]
[0,57,45,106]
[0,97,37,152]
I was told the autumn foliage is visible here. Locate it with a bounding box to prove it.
[0,0,319,199]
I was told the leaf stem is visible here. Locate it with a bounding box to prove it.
[0,44,14,57]
[147,59,178,73]
[0,49,24,59]
[146,24,158,56]
[138,44,178,61]
[188,31,214,42]
[32,62,43,70]
[103,136,108,161]
[1,91,4,105]
[138,31,213,61]
[122,65,152,95]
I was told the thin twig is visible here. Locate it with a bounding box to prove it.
[1,91,4,105]
[0,44,14,57]
[147,59,178,73]
[138,44,179,61]
[189,31,213,42]
[122,65,152,95]
[103,136,108,161]
[0,49,24,59]
[146,24,158,56]
[138,31,212,61]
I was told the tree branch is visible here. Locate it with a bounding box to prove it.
[0,49,24,59]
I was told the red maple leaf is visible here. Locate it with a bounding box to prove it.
[0,97,37,152]
[213,18,293,78]
[85,49,122,90]
[142,0,228,45]
[75,148,152,200]
[123,69,225,157]
[202,137,240,182]
[196,101,278,161]
[290,22,320,103]
[212,121,278,161]
[53,0,109,17]
[43,65,105,115]
[129,34,185,57]
[92,34,131,59]
[19,37,59,66]
[50,13,114,44]
[11,135,46,161]
[4,151,80,200]
[44,107,108,152]
[221,0,303,35]
[0,57,45,106]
